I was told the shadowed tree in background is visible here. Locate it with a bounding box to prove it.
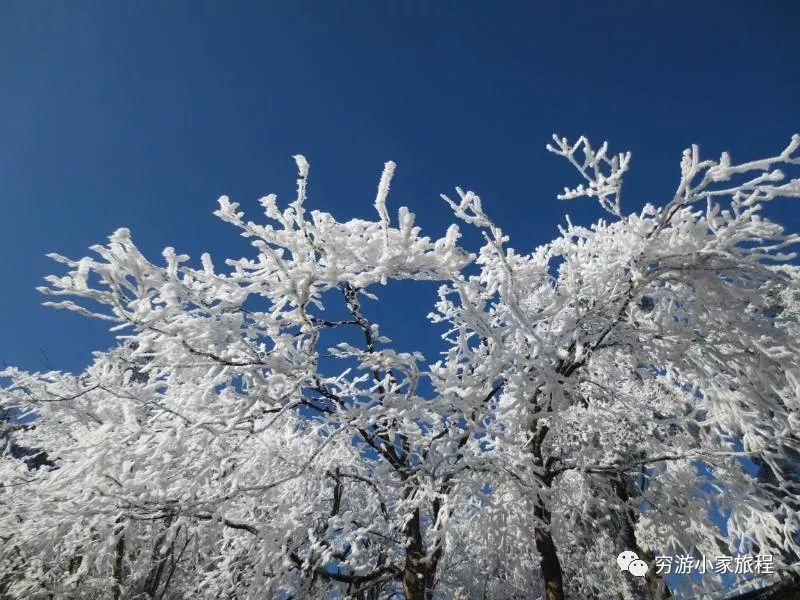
[1,134,800,599]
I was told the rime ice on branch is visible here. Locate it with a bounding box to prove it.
[2,135,799,600]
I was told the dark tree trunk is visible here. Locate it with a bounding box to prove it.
[529,419,565,600]
[402,507,427,600]
[612,476,671,600]
[112,528,125,600]
[534,503,565,600]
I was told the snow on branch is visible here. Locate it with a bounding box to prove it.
[3,134,800,600]
[547,134,632,217]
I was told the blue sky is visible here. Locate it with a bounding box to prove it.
[1,0,798,377]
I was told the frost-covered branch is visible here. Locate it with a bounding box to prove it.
[3,135,800,600]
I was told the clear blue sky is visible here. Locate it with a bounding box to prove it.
[1,1,798,373]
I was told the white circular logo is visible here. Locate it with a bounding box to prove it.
[616,550,639,571]
[628,559,649,577]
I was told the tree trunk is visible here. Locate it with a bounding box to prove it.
[113,528,125,600]
[402,507,427,600]
[529,411,566,600]
[612,476,671,600]
[534,502,565,600]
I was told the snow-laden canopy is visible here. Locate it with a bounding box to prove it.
[2,135,800,600]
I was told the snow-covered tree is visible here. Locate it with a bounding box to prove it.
[2,134,799,600]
